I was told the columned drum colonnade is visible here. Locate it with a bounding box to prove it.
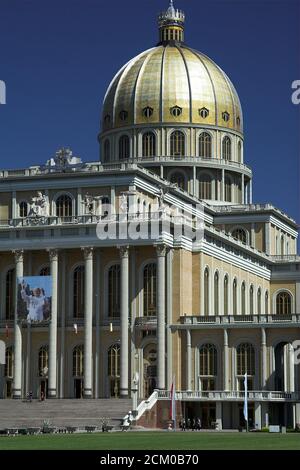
[11,245,167,399]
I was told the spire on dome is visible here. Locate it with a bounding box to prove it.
[158,1,185,45]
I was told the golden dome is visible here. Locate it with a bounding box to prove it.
[102,44,243,133]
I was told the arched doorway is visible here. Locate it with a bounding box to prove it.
[143,345,157,398]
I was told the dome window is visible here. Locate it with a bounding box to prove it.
[236,116,241,127]
[104,114,111,124]
[143,107,154,118]
[119,110,128,121]
[170,106,182,118]
[199,107,209,119]
[222,111,230,122]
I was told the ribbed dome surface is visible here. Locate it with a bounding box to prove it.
[102,44,243,133]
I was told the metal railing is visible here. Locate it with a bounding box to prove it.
[157,390,300,402]
[180,313,300,325]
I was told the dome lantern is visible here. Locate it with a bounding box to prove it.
[158,0,185,45]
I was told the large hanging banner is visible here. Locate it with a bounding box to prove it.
[17,276,52,322]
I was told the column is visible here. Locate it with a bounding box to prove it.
[110,186,116,215]
[223,329,229,391]
[166,249,173,390]
[255,403,262,430]
[221,169,225,201]
[48,249,58,398]
[245,184,248,204]
[251,223,255,248]
[120,246,129,397]
[241,174,245,204]
[156,244,166,390]
[95,250,101,399]
[249,180,253,204]
[261,328,267,390]
[59,252,66,398]
[25,323,31,395]
[265,222,271,255]
[289,343,295,392]
[295,282,300,314]
[186,329,192,391]
[216,402,223,430]
[13,250,24,399]
[83,247,94,398]
[193,166,196,197]
[12,191,17,219]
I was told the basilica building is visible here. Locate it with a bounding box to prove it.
[0,1,299,430]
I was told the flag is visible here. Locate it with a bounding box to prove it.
[73,323,78,335]
[243,372,248,424]
[5,324,8,339]
[170,376,176,429]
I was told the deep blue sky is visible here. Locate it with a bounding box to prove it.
[0,0,299,223]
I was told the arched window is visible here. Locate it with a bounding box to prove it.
[225,176,232,202]
[199,344,217,390]
[257,288,261,315]
[103,139,110,163]
[73,345,84,376]
[39,266,50,276]
[204,268,209,316]
[143,263,157,316]
[224,275,229,316]
[199,132,212,158]
[6,269,15,320]
[142,132,156,157]
[265,291,269,315]
[199,174,212,199]
[4,347,14,378]
[170,131,185,157]
[170,172,186,190]
[214,272,219,316]
[108,344,120,398]
[276,291,292,315]
[108,265,120,318]
[237,141,242,163]
[222,136,231,160]
[249,285,254,315]
[241,282,246,315]
[232,228,247,244]
[119,135,130,160]
[73,266,85,318]
[237,343,255,390]
[19,201,28,218]
[38,345,49,377]
[56,194,72,218]
[233,279,237,315]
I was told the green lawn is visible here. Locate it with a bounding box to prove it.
[0,432,299,450]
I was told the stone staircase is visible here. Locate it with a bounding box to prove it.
[0,399,132,430]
